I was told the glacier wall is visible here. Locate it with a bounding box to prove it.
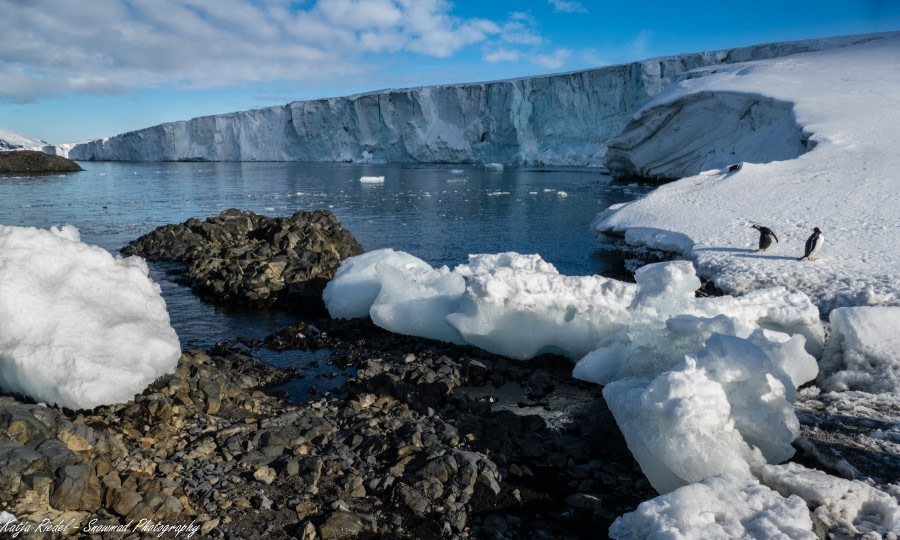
[69,37,871,165]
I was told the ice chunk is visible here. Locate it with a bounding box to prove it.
[609,474,816,540]
[761,463,900,538]
[484,163,504,172]
[322,249,434,319]
[359,175,385,183]
[0,225,181,410]
[818,306,900,394]
[370,263,466,344]
[603,334,805,493]
[447,253,636,359]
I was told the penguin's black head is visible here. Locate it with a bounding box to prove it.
[814,227,821,233]
[750,224,760,230]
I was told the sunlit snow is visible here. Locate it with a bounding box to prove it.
[0,225,181,409]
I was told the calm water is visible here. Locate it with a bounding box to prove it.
[0,161,651,349]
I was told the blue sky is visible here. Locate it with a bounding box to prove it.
[1,0,898,144]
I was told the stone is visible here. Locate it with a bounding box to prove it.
[253,465,277,485]
[318,510,377,539]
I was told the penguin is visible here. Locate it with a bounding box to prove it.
[798,227,824,261]
[750,224,778,251]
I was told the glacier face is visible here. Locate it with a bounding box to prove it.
[68,37,868,165]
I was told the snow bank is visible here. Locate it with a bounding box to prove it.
[602,334,810,493]
[761,463,900,538]
[0,225,181,410]
[818,306,900,394]
[596,33,900,315]
[609,474,816,540]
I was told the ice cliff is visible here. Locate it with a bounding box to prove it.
[68,35,874,165]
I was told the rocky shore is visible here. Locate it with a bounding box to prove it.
[0,150,82,173]
[0,316,656,539]
[4,209,892,539]
[122,209,363,313]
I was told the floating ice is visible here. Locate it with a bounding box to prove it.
[0,225,181,410]
[817,306,900,394]
[609,474,816,540]
[359,175,385,183]
[484,163,504,172]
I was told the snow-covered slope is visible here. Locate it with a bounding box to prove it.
[0,127,49,152]
[596,34,900,315]
[0,127,74,157]
[68,35,881,164]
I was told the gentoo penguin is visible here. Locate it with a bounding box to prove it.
[750,224,778,251]
[798,227,824,261]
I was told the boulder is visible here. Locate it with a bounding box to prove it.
[123,209,363,312]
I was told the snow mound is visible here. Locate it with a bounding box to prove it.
[609,474,816,540]
[0,225,181,410]
[603,334,811,493]
[818,306,900,394]
[606,91,812,181]
[761,463,900,538]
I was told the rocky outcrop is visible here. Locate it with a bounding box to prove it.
[67,35,878,166]
[0,151,82,173]
[123,209,363,313]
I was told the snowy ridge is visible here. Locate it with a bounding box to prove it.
[67,34,883,165]
[0,127,48,152]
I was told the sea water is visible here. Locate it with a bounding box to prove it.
[0,161,651,349]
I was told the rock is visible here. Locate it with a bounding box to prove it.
[0,150,82,173]
[566,493,604,512]
[253,465,277,485]
[318,510,377,539]
[122,209,363,312]
[106,488,143,517]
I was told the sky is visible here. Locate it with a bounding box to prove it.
[1,0,898,144]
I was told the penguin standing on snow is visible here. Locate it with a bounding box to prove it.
[798,227,824,261]
[750,224,778,251]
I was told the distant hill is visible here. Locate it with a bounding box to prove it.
[0,150,82,173]
[0,127,49,151]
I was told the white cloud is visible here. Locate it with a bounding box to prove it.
[484,48,522,63]
[548,0,587,13]
[0,0,506,103]
[534,48,571,69]
[630,29,655,58]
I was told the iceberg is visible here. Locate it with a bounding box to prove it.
[0,225,181,409]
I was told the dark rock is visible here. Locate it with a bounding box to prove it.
[122,209,363,312]
[0,150,82,173]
